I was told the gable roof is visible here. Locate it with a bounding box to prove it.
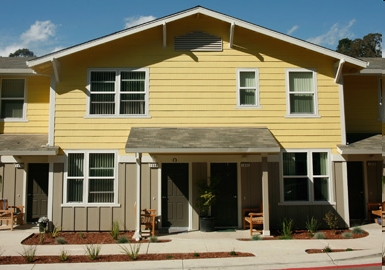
[27,6,367,69]
[0,57,35,74]
[359,58,385,74]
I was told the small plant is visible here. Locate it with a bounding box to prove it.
[351,226,365,235]
[313,232,326,239]
[117,236,129,243]
[342,232,353,239]
[323,211,338,233]
[305,216,319,235]
[280,218,293,239]
[323,244,332,253]
[149,236,158,243]
[51,226,61,238]
[56,237,67,244]
[346,248,353,251]
[193,252,200,257]
[229,249,237,256]
[110,220,120,240]
[166,255,173,259]
[120,243,141,260]
[39,233,45,244]
[19,245,37,263]
[59,249,70,261]
[251,234,262,241]
[84,244,102,260]
[78,232,85,239]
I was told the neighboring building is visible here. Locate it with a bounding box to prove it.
[0,6,383,235]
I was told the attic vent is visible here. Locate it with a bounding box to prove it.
[174,31,222,52]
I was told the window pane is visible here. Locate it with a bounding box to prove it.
[283,153,307,175]
[90,94,115,114]
[314,177,329,201]
[89,153,114,177]
[290,94,314,114]
[289,72,313,92]
[1,79,24,97]
[90,72,115,92]
[284,178,309,201]
[120,94,145,114]
[240,89,255,105]
[1,100,23,118]
[313,152,328,175]
[88,179,114,203]
[121,71,146,92]
[67,179,83,202]
[240,72,255,87]
[68,153,84,177]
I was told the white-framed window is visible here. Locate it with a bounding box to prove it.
[286,69,318,116]
[0,78,26,119]
[281,150,330,203]
[236,68,260,107]
[65,151,117,204]
[87,68,149,117]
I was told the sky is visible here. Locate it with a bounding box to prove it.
[0,0,384,57]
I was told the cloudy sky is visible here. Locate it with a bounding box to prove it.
[0,0,383,57]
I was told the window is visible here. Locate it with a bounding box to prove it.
[66,152,116,204]
[282,151,329,202]
[237,69,259,107]
[0,79,25,119]
[88,69,148,116]
[286,69,317,116]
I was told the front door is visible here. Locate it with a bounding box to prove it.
[161,163,189,228]
[211,163,238,227]
[347,162,365,221]
[27,163,49,222]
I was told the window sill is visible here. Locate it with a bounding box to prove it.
[284,114,321,118]
[61,203,121,207]
[0,118,28,122]
[84,115,151,119]
[235,105,262,109]
[278,201,336,206]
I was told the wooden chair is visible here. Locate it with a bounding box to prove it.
[243,203,265,236]
[0,199,24,231]
[140,209,156,237]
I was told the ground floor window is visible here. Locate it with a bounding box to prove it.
[66,151,116,204]
[282,150,330,203]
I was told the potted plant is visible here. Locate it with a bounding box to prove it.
[196,177,219,232]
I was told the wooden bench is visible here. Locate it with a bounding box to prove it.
[243,206,264,236]
[0,199,24,231]
[140,209,156,237]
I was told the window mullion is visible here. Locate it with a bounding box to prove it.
[115,71,120,115]
[308,151,314,202]
[84,152,89,203]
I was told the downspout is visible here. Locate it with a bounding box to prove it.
[229,22,235,49]
[133,152,142,241]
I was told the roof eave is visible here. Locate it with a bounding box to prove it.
[125,147,281,154]
[0,69,35,75]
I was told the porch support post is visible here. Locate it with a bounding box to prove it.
[133,152,142,241]
[262,156,270,236]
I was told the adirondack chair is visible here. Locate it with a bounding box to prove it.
[0,199,24,231]
[140,209,156,237]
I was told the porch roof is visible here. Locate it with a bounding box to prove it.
[337,134,383,156]
[125,127,280,154]
[0,134,58,156]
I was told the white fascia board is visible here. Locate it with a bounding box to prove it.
[0,69,35,75]
[27,6,368,69]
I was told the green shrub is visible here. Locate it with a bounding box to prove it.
[84,244,102,260]
[149,236,158,243]
[313,232,326,239]
[229,249,237,256]
[19,246,37,263]
[323,211,338,232]
[342,232,353,239]
[346,248,353,251]
[323,245,332,253]
[39,233,45,244]
[193,252,200,257]
[305,216,319,235]
[59,249,70,261]
[251,234,262,241]
[51,226,61,238]
[110,220,120,240]
[352,226,365,235]
[119,243,141,260]
[117,236,129,243]
[56,237,67,244]
[280,218,293,239]
[78,232,85,239]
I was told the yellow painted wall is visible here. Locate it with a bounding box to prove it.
[344,75,381,134]
[0,75,50,134]
[52,15,343,153]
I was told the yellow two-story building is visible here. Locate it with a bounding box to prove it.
[0,6,383,235]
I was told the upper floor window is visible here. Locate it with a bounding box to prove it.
[286,69,318,116]
[282,151,330,203]
[87,69,149,117]
[0,78,25,119]
[237,69,260,107]
[66,151,117,204]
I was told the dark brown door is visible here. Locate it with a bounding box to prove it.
[211,163,238,227]
[347,162,365,220]
[161,163,189,227]
[27,163,49,222]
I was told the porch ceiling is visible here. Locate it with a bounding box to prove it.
[125,127,280,154]
[337,134,383,156]
[0,134,58,156]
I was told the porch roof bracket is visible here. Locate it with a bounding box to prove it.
[133,152,142,241]
[162,22,167,48]
[52,58,60,83]
[334,58,345,84]
[229,22,235,48]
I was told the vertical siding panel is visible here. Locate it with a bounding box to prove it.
[62,207,74,231]
[141,164,151,209]
[125,164,137,230]
[75,207,87,231]
[87,208,99,231]
[99,207,112,231]
[53,163,64,228]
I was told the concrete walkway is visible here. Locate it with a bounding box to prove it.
[0,223,383,269]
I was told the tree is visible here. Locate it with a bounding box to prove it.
[9,48,36,57]
[336,33,382,58]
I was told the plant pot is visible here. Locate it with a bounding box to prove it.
[38,223,47,232]
[199,216,215,232]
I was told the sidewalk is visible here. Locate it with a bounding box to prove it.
[0,223,382,269]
